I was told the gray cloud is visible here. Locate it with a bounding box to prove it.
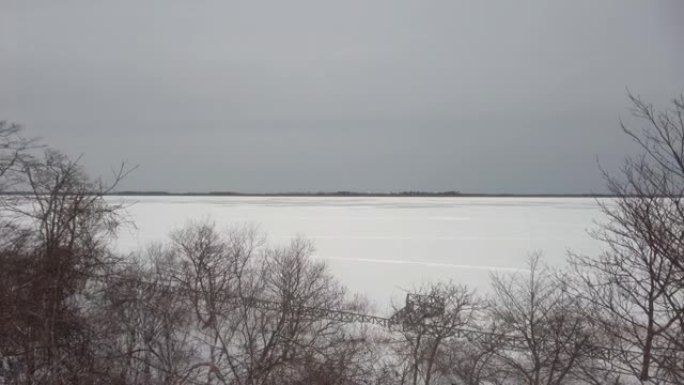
[2,0,683,193]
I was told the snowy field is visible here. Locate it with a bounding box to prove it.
[110,196,606,311]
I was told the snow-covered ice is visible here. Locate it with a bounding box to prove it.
[110,196,606,310]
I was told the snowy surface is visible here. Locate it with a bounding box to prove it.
[110,196,606,312]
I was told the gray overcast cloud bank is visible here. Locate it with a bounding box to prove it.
[1,0,683,193]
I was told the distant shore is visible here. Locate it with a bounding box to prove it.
[106,191,614,198]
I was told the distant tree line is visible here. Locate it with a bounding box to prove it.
[107,191,469,197]
[106,191,618,198]
[0,93,683,385]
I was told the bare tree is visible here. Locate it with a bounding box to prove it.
[0,121,35,182]
[389,282,480,385]
[0,125,133,384]
[570,93,684,384]
[0,122,36,251]
[92,248,200,385]
[158,222,376,385]
[489,254,594,385]
[436,322,508,385]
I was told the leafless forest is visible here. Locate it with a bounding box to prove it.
[1,94,683,384]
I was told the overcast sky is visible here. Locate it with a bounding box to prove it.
[1,1,683,193]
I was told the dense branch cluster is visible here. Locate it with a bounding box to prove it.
[0,93,683,385]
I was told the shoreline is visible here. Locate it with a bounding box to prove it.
[106,192,613,198]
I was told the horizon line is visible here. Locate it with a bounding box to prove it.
[105,190,614,198]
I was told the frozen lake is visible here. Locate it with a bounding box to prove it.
[111,196,606,310]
